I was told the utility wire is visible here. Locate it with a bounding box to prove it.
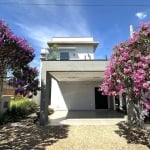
[0,3,149,7]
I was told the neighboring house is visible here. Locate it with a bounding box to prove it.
[2,80,15,95]
[39,37,125,125]
[0,80,14,115]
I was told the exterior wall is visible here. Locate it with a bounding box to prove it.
[46,37,97,60]
[40,37,104,125]
[51,79,67,110]
[56,45,94,60]
[42,60,108,72]
[51,79,99,110]
[76,45,94,60]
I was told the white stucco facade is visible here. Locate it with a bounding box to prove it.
[51,79,100,110]
[40,37,112,111]
[55,45,94,60]
[39,37,117,125]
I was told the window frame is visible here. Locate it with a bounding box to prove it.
[60,52,70,60]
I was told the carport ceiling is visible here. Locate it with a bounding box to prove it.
[49,71,104,82]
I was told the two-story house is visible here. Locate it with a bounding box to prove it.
[39,37,121,125]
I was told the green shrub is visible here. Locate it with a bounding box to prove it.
[9,98,37,116]
[0,98,38,125]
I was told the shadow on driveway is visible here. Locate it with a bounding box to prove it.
[0,122,69,150]
[115,121,150,149]
[66,110,126,119]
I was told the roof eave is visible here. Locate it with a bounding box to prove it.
[47,42,99,51]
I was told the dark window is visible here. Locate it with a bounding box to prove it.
[60,52,69,60]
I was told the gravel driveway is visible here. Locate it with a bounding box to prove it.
[0,122,149,150]
[46,124,150,150]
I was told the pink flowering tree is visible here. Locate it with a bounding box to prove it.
[0,19,40,98]
[100,23,150,127]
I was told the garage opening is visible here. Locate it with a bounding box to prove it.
[95,87,108,109]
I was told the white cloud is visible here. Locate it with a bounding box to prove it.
[15,23,90,49]
[13,0,90,68]
[14,0,90,49]
[135,12,147,19]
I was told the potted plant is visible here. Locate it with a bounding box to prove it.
[49,44,58,60]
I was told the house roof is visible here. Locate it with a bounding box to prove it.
[47,37,99,51]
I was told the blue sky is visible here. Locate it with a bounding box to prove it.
[0,0,150,70]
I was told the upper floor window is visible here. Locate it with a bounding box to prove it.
[60,52,69,60]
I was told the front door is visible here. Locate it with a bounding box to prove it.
[95,87,108,109]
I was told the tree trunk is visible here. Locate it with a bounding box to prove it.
[127,99,144,128]
[0,77,3,100]
[0,64,5,100]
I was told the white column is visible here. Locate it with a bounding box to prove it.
[119,95,123,110]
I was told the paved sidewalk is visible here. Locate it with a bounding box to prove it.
[48,110,127,125]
